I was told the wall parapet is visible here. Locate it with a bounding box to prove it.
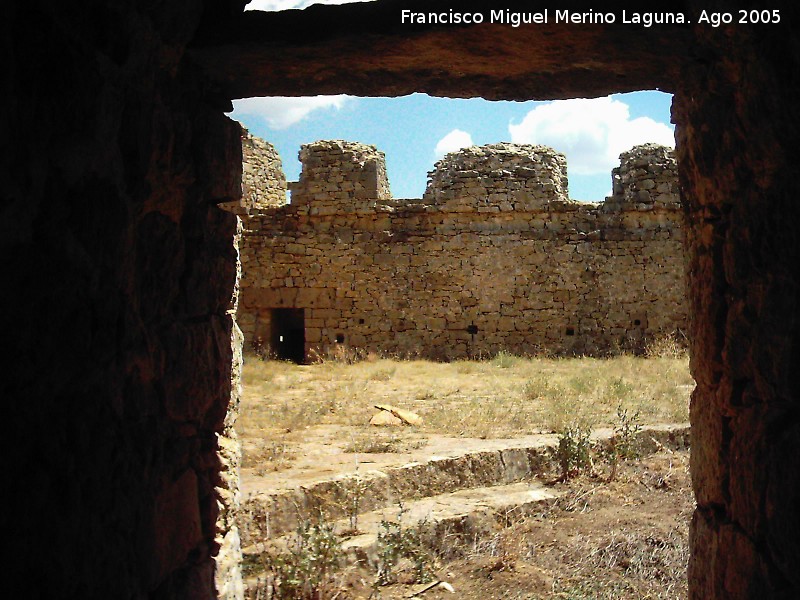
[604,143,680,212]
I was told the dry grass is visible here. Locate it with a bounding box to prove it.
[238,350,693,442]
[408,450,693,600]
[342,434,425,454]
[508,451,691,600]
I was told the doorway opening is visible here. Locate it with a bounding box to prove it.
[270,308,306,363]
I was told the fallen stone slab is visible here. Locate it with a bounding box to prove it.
[369,411,404,426]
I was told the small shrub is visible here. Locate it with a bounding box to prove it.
[310,345,370,365]
[248,441,295,475]
[375,517,437,586]
[555,425,594,480]
[334,473,369,536]
[523,375,567,403]
[645,332,688,358]
[613,404,643,460]
[605,404,643,481]
[265,520,343,599]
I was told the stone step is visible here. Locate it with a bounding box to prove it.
[240,424,688,545]
[338,480,561,568]
[243,479,562,594]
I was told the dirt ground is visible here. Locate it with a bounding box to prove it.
[386,449,689,599]
[240,357,694,599]
[313,450,693,600]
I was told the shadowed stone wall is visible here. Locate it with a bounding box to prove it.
[4,2,245,598]
[192,3,800,590]
[674,18,800,599]
[236,140,686,360]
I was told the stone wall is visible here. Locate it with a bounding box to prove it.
[424,143,568,210]
[220,129,286,215]
[288,139,391,212]
[236,140,686,360]
[4,2,245,598]
[674,13,800,598]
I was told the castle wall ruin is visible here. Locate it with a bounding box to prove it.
[8,1,798,597]
[236,139,686,360]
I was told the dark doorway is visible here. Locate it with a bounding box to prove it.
[271,308,306,363]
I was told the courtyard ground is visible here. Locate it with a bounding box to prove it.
[238,351,694,599]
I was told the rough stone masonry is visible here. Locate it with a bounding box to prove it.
[231,136,687,361]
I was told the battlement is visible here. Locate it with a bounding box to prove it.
[220,128,287,214]
[288,140,391,212]
[424,143,570,211]
[238,138,677,217]
[605,143,679,211]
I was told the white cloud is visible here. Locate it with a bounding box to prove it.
[229,95,353,130]
[508,97,674,175]
[246,0,375,11]
[434,129,474,158]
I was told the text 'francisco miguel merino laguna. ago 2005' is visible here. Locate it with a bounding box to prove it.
[399,9,785,28]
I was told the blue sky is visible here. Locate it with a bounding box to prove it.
[228,1,675,202]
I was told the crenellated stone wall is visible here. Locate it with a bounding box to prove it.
[424,143,569,210]
[610,144,681,208]
[235,140,686,360]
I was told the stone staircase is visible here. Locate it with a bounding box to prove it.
[239,424,689,587]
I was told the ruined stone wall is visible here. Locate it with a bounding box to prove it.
[221,129,286,215]
[424,143,568,210]
[4,2,245,598]
[238,141,686,360]
[288,139,391,212]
